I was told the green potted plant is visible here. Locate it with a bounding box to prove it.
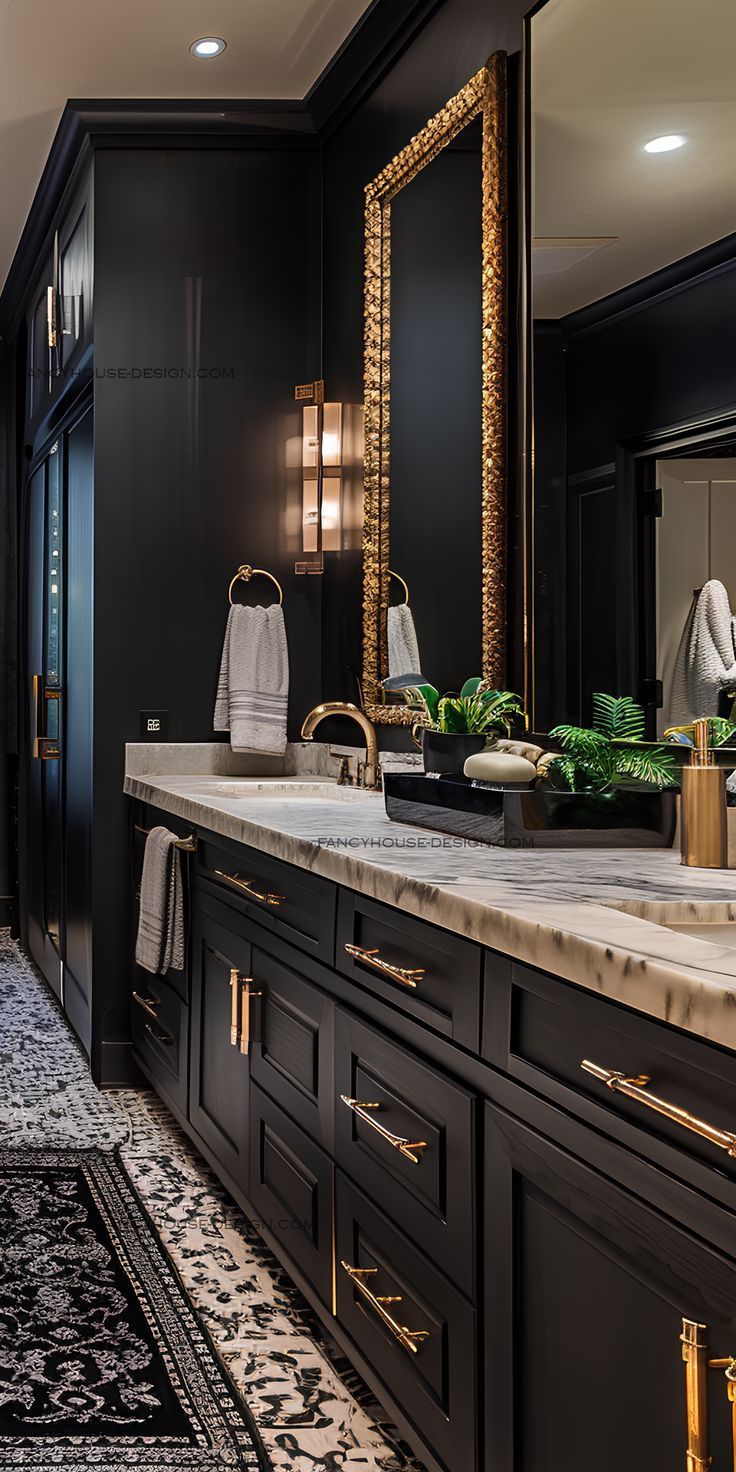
[407,678,524,776]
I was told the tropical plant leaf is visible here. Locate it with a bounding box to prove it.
[404,684,440,724]
[437,697,467,734]
[592,692,646,741]
[550,724,610,758]
[460,677,483,698]
[709,717,736,748]
[613,746,679,788]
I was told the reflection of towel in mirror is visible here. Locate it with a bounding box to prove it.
[388,604,421,682]
[135,828,185,975]
[670,579,736,724]
[214,603,289,754]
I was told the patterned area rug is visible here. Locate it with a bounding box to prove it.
[0,1148,267,1470]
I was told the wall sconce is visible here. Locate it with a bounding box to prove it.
[294,381,362,574]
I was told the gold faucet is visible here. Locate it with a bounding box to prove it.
[301,702,380,791]
[664,718,728,868]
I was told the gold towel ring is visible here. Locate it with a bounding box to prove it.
[228,564,284,607]
[388,569,409,606]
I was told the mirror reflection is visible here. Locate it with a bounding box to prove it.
[528,0,736,735]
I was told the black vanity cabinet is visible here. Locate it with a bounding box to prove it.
[129,804,736,1472]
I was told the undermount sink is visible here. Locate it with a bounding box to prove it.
[188,778,380,802]
[665,923,736,949]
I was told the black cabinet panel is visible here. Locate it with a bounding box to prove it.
[336,1172,476,1472]
[337,891,481,1049]
[189,905,251,1185]
[131,974,188,1117]
[250,945,334,1149]
[250,1083,333,1307]
[484,1100,736,1472]
[198,835,336,965]
[334,1007,476,1297]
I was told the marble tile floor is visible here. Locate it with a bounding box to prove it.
[0,935,426,1472]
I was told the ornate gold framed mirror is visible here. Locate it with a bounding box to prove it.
[361,52,509,724]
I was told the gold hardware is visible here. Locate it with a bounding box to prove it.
[301,701,381,791]
[340,1095,427,1163]
[682,1319,711,1472]
[295,379,325,404]
[362,54,508,724]
[344,942,425,989]
[388,569,410,607]
[144,1021,173,1046]
[582,1061,736,1157]
[229,968,240,1047]
[47,284,57,350]
[214,870,284,906]
[341,1261,429,1354]
[228,563,284,607]
[664,720,727,869]
[132,990,160,1022]
[32,674,62,760]
[239,978,263,1056]
[709,1358,736,1472]
[134,823,197,853]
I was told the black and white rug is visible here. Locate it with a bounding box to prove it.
[0,1147,268,1470]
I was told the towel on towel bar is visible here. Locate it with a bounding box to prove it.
[387,603,422,682]
[135,828,186,975]
[214,603,289,754]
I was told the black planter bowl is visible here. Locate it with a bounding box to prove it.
[420,730,486,776]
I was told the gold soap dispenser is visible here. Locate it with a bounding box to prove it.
[665,718,728,868]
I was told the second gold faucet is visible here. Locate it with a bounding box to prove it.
[301,702,380,791]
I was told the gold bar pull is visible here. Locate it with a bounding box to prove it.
[581,1061,736,1158]
[344,943,425,990]
[229,968,240,1047]
[708,1358,736,1472]
[144,1022,173,1047]
[239,979,263,1055]
[341,1261,430,1354]
[214,870,284,906]
[340,1095,427,1164]
[681,1319,711,1471]
[132,990,160,1022]
[47,284,57,350]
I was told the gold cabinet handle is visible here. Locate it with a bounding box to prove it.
[708,1357,736,1472]
[340,1095,427,1164]
[144,1022,173,1046]
[240,977,263,1056]
[344,943,425,990]
[229,968,241,1047]
[581,1061,736,1158]
[215,870,284,907]
[32,674,62,761]
[132,990,160,1023]
[341,1262,430,1355]
[682,1319,710,1472]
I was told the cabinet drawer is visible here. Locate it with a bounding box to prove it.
[484,955,736,1181]
[335,1173,476,1472]
[336,892,481,1049]
[198,835,336,964]
[131,974,188,1117]
[249,1084,333,1307]
[250,946,334,1150]
[334,1009,476,1296]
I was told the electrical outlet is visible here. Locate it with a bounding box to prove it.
[140,710,169,739]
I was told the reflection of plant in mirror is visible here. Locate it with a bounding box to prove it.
[407,678,524,736]
[548,693,679,794]
[667,716,736,748]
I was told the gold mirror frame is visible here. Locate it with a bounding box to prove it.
[361,52,509,724]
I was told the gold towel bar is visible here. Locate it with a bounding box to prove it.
[228,563,284,607]
[134,824,198,853]
[388,569,409,606]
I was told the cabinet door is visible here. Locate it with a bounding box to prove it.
[249,945,334,1150]
[189,906,252,1186]
[485,1101,736,1472]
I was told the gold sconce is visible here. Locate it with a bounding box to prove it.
[294,379,362,574]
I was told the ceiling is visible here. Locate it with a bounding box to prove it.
[0,0,373,291]
[532,0,736,317]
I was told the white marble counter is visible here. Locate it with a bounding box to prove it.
[125,749,736,1053]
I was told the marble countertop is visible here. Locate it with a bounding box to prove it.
[125,748,736,1053]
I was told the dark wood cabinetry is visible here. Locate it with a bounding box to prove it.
[130,803,736,1472]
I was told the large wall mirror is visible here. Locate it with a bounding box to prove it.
[524,0,736,737]
[362,55,508,723]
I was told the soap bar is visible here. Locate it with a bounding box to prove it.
[463,750,537,785]
[495,737,545,764]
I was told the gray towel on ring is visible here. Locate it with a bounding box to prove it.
[387,604,421,682]
[135,828,185,975]
[214,603,289,754]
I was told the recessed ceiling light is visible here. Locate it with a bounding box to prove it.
[644,134,686,154]
[190,37,227,58]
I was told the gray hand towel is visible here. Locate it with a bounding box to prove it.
[135,828,185,975]
[670,579,736,724]
[214,603,289,754]
[388,603,422,682]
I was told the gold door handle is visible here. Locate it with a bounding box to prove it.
[581,1061,736,1158]
[132,990,160,1022]
[240,978,263,1056]
[47,284,57,350]
[32,675,62,761]
[340,1096,427,1164]
[144,1022,173,1047]
[344,943,425,989]
[341,1263,430,1354]
[708,1358,736,1472]
[682,1319,711,1472]
[229,968,241,1047]
[215,870,284,907]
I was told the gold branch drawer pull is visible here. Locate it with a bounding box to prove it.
[240,978,263,1056]
[340,1095,427,1163]
[581,1061,736,1157]
[344,943,426,989]
[215,870,284,907]
[144,1022,173,1046]
[681,1318,710,1472]
[341,1262,430,1354]
[132,990,160,1022]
